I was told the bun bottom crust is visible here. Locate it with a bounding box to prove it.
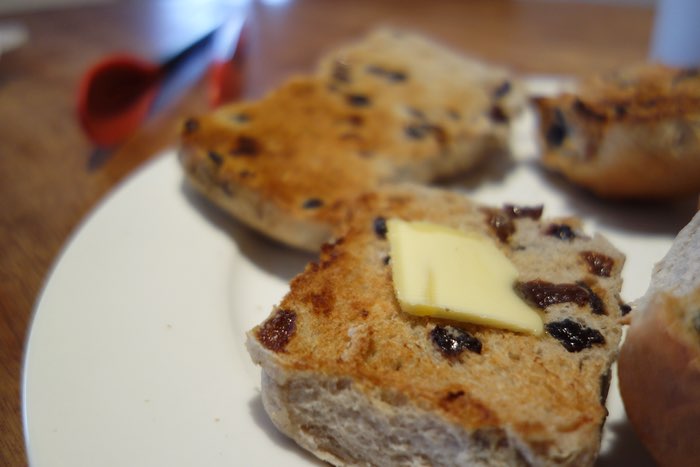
[253,357,582,467]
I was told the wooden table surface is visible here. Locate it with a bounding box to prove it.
[0,0,654,464]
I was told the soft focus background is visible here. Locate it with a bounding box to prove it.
[0,0,660,15]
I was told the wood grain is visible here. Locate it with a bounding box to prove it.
[0,0,653,465]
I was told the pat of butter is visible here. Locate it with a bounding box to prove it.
[386,219,543,335]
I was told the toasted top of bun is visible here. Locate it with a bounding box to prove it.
[533,64,700,199]
[180,29,523,251]
[247,185,626,466]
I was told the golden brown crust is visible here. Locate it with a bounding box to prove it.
[180,29,523,251]
[180,78,379,222]
[248,185,626,465]
[533,64,700,199]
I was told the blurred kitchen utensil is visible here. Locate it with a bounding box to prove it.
[209,14,246,107]
[77,15,245,147]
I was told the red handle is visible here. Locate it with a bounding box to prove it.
[76,55,161,147]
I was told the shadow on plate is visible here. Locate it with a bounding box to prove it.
[248,393,327,465]
[530,161,697,237]
[180,181,315,282]
[596,418,655,467]
[447,147,518,192]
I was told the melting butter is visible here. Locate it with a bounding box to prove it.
[387,219,543,335]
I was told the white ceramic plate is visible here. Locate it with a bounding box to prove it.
[23,80,693,466]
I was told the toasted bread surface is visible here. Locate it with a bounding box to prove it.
[533,64,700,199]
[180,29,523,251]
[247,185,626,466]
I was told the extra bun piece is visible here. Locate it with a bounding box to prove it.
[618,210,700,467]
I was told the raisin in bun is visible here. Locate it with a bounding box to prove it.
[533,64,700,199]
[247,184,626,466]
[618,210,700,467]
